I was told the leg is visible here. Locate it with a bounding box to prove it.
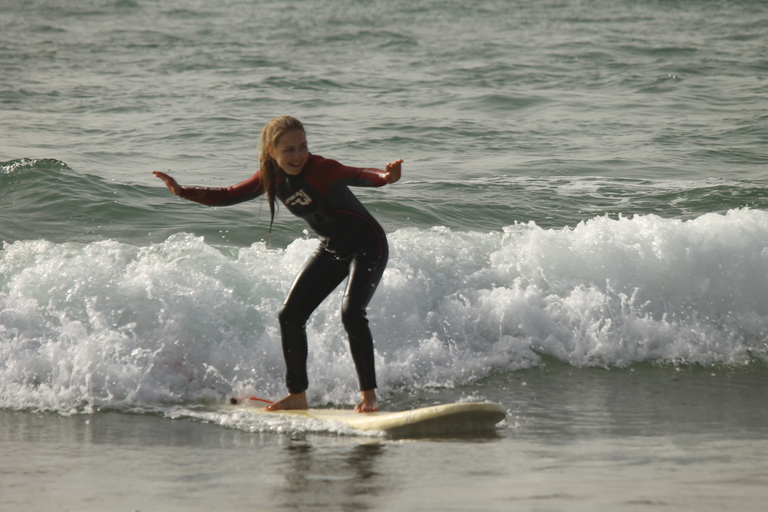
[274,246,348,400]
[341,239,388,411]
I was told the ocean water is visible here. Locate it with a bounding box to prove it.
[2,0,768,510]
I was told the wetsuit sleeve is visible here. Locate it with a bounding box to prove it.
[309,157,388,192]
[342,167,388,188]
[178,172,264,206]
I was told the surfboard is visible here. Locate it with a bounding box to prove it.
[223,400,507,437]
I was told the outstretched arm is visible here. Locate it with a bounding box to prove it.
[383,159,403,184]
[152,170,265,206]
[308,157,403,190]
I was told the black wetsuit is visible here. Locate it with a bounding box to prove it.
[178,154,389,393]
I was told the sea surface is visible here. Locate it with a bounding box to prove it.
[2,0,768,510]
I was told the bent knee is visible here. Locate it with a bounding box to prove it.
[341,305,368,330]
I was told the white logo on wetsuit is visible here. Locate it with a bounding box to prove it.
[285,190,312,206]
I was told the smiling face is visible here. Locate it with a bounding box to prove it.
[269,129,308,175]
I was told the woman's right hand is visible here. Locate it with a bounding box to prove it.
[153,171,181,196]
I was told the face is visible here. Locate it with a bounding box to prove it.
[270,129,308,175]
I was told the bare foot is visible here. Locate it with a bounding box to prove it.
[265,392,309,411]
[355,389,379,413]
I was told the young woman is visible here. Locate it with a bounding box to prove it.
[153,116,403,413]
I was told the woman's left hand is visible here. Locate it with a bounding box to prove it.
[384,159,403,184]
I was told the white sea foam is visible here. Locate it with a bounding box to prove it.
[2,209,768,413]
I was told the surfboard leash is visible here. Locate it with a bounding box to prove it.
[229,396,275,405]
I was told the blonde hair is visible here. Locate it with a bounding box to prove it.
[258,116,305,234]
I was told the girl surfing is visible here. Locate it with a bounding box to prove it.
[153,116,402,413]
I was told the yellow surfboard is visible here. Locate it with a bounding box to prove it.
[224,401,506,437]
